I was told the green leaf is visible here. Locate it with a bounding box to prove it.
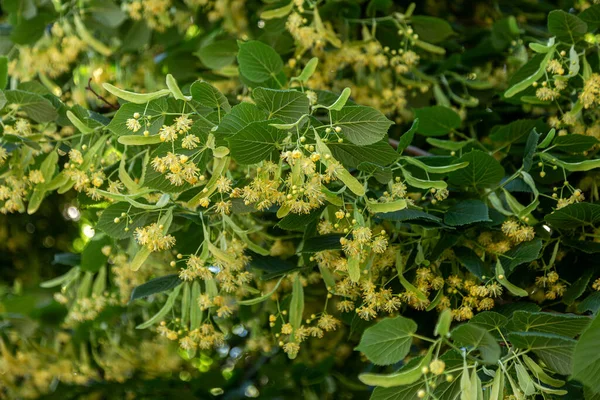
[573,313,600,394]
[448,150,505,189]
[401,156,469,174]
[190,81,231,112]
[507,311,591,338]
[260,1,294,19]
[355,316,417,365]
[4,90,58,123]
[508,332,575,375]
[435,309,453,337]
[359,349,433,388]
[454,247,491,280]
[0,56,7,89]
[252,88,309,123]
[515,363,536,397]
[107,98,168,136]
[292,57,318,83]
[426,137,471,151]
[578,292,600,314]
[227,120,287,164]
[321,87,352,111]
[328,139,397,169]
[80,234,111,273]
[411,16,454,43]
[444,200,491,226]
[397,118,419,154]
[547,10,587,44]
[130,274,182,302]
[136,284,182,329]
[553,135,599,153]
[470,311,508,332]
[504,49,556,98]
[238,277,283,305]
[377,209,443,225]
[402,168,447,190]
[87,0,126,28]
[289,274,304,332]
[545,203,600,229]
[370,381,424,400]
[500,238,543,275]
[579,5,600,30]
[299,234,343,253]
[490,119,540,144]
[538,152,600,172]
[451,323,501,364]
[496,259,528,297]
[323,105,393,146]
[216,103,267,138]
[277,207,324,231]
[563,269,593,305]
[413,106,461,136]
[196,40,238,70]
[97,203,151,240]
[237,40,284,83]
[102,83,170,104]
[523,129,540,172]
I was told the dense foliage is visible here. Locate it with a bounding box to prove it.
[1,0,600,399]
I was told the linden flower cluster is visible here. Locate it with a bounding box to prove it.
[151,152,203,186]
[126,0,177,32]
[553,187,586,209]
[500,219,536,244]
[60,293,119,327]
[157,322,226,351]
[9,24,86,81]
[209,237,253,294]
[534,271,566,300]
[134,222,176,252]
[580,73,600,109]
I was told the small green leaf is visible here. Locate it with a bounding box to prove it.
[196,40,238,70]
[397,118,419,154]
[260,1,294,20]
[136,284,183,329]
[238,277,283,305]
[4,90,58,123]
[359,347,433,388]
[435,309,453,337]
[289,274,304,332]
[324,105,393,146]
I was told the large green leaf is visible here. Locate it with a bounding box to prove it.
[508,332,576,375]
[444,200,491,226]
[414,106,461,136]
[553,135,599,153]
[572,314,600,394]
[216,103,267,138]
[227,120,287,164]
[489,119,540,144]
[371,381,424,400]
[328,139,397,169]
[252,88,309,123]
[507,311,591,338]
[4,90,58,123]
[328,106,394,146]
[107,98,168,136]
[451,323,501,364]
[96,202,151,240]
[547,10,587,44]
[579,5,600,30]
[544,203,600,229]
[448,150,505,189]
[196,40,238,70]
[237,40,284,83]
[190,81,231,112]
[355,316,417,365]
[470,311,509,332]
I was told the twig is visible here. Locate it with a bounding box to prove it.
[86,78,119,110]
[388,138,433,156]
